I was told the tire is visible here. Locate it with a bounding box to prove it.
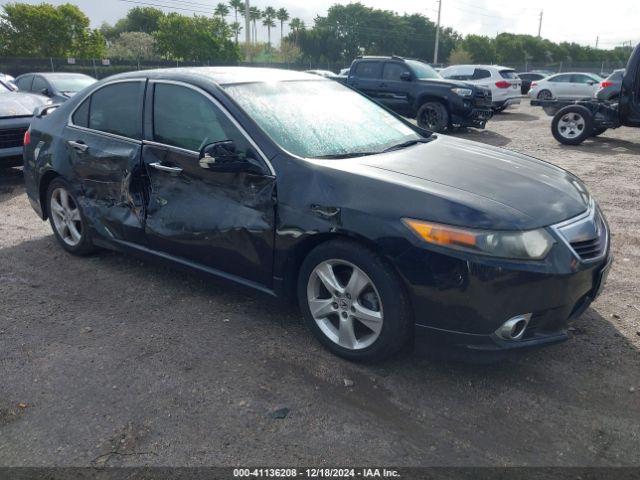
[46,178,97,256]
[551,105,594,145]
[537,90,553,100]
[591,126,608,137]
[416,101,449,133]
[297,239,413,362]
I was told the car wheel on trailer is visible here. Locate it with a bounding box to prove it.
[416,102,449,133]
[297,239,413,362]
[551,105,594,145]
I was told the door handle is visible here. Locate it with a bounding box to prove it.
[149,162,183,176]
[67,140,89,153]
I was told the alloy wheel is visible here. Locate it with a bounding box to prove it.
[558,113,586,140]
[50,187,83,247]
[306,260,384,350]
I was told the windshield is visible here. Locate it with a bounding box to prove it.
[405,60,441,79]
[224,80,421,158]
[50,75,96,93]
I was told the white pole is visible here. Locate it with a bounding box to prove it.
[433,0,442,64]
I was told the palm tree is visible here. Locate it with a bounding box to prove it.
[276,7,289,44]
[214,2,229,18]
[229,0,243,22]
[262,7,276,47]
[289,17,305,45]
[249,6,261,44]
[230,21,243,44]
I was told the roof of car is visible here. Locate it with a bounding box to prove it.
[443,65,514,71]
[17,72,93,78]
[111,67,320,85]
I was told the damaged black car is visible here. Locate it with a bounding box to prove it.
[23,68,611,361]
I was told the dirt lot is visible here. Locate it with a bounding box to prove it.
[0,103,639,467]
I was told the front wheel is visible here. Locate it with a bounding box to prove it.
[551,105,594,145]
[298,240,413,362]
[416,102,449,133]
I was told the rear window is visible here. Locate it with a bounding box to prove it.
[354,62,382,79]
[499,70,518,79]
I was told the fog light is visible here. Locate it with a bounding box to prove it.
[495,314,532,341]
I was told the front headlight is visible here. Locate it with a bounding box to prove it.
[402,218,555,260]
[451,88,473,97]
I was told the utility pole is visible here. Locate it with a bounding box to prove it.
[595,36,599,49]
[433,0,442,64]
[245,0,251,46]
[537,10,543,38]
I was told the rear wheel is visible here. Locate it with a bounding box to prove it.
[551,105,594,145]
[47,178,97,255]
[298,240,413,362]
[537,90,553,100]
[416,102,449,133]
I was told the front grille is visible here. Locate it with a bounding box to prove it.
[570,237,604,260]
[0,127,27,149]
[473,88,492,107]
[555,205,608,262]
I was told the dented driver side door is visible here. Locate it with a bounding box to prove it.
[141,81,276,287]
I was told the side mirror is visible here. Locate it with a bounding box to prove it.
[39,88,51,96]
[199,140,260,174]
[400,72,412,82]
[587,81,596,86]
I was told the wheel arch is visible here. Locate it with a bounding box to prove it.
[279,231,406,305]
[414,94,449,114]
[39,169,60,220]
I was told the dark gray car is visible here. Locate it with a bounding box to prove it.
[14,73,96,104]
[595,69,624,101]
[0,82,50,167]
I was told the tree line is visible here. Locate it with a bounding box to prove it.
[0,1,634,68]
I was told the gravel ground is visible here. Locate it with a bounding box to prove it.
[0,103,639,467]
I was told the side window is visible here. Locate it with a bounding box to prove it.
[382,63,410,81]
[354,62,382,79]
[89,82,143,139]
[571,74,594,84]
[16,75,33,91]
[32,76,48,93]
[551,75,571,83]
[153,83,253,157]
[72,98,90,127]
[472,69,491,80]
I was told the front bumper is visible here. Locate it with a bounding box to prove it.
[395,207,611,352]
[0,146,24,166]
[451,108,493,129]
[494,97,522,109]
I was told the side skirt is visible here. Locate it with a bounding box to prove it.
[94,237,278,298]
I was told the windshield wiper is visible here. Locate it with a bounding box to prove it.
[314,151,380,159]
[381,137,433,153]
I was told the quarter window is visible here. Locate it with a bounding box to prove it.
[88,82,143,139]
[153,83,252,156]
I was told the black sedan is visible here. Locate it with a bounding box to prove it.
[23,68,611,361]
[1,81,50,167]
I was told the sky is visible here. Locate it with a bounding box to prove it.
[1,0,638,49]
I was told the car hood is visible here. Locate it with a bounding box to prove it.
[346,135,589,230]
[0,92,49,118]
[418,78,476,89]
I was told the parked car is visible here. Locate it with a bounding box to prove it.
[517,72,547,95]
[595,69,624,101]
[305,69,338,79]
[23,67,610,361]
[528,72,601,101]
[344,56,493,132]
[439,65,521,112]
[14,73,96,103]
[0,82,50,168]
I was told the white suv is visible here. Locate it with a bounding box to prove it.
[440,65,522,112]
